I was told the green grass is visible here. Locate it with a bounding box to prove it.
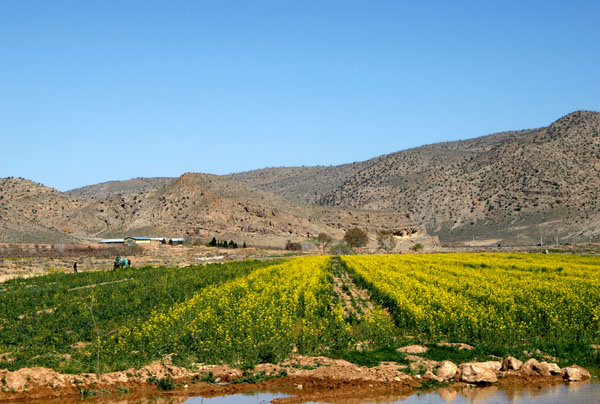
[0,259,280,373]
[335,347,410,368]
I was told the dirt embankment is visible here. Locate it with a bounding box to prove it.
[0,353,592,403]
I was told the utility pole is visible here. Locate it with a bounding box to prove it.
[556,235,559,246]
[540,235,543,246]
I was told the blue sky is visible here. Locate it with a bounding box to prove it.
[1,0,599,191]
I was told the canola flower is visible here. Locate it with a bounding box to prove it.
[117,256,348,365]
[341,253,600,345]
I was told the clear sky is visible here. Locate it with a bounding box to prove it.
[1,0,599,191]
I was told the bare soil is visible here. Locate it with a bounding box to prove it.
[330,260,373,320]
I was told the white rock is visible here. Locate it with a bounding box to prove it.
[436,361,459,380]
[501,356,523,371]
[459,363,498,383]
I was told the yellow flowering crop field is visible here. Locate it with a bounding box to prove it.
[341,253,600,346]
[1,253,599,374]
[111,256,352,366]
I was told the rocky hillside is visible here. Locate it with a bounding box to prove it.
[0,178,84,244]
[0,175,425,249]
[232,111,600,244]
[66,177,174,199]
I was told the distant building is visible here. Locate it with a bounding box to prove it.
[124,237,155,246]
[99,238,125,244]
[169,238,186,245]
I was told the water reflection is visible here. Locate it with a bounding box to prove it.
[182,392,290,403]
[338,380,600,404]
[307,380,599,404]
[43,380,600,404]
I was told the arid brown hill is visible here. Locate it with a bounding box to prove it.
[66,177,173,199]
[232,111,600,245]
[0,175,424,248]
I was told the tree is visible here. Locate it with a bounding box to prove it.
[209,237,217,247]
[316,232,333,251]
[410,242,424,252]
[343,228,368,248]
[243,241,247,248]
[376,230,397,252]
[285,240,303,251]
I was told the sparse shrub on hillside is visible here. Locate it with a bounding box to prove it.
[329,242,354,255]
[410,243,424,252]
[316,232,333,251]
[285,240,302,251]
[343,228,368,248]
[376,230,397,252]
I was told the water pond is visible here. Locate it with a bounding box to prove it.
[50,380,600,404]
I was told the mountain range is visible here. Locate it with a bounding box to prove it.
[2,110,599,247]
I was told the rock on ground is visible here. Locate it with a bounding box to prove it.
[397,345,428,354]
[562,365,591,381]
[459,362,498,383]
[436,361,459,381]
[520,358,540,375]
[501,356,523,371]
[436,342,474,351]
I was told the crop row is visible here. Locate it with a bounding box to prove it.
[341,253,600,345]
[110,256,352,367]
[0,260,277,373]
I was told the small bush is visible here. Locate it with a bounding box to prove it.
[329,242,354,255]
[316,232,333,251]
[147,376,174,391]
[285,241,302,251]
[410,243,424,252]
[344,228,369,248]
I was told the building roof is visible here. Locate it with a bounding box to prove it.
[149,237,165,241]
[99,239,125,243]
[170,238,186,242]
[124,237,151,241]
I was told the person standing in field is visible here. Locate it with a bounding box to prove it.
[73,262,78,273]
